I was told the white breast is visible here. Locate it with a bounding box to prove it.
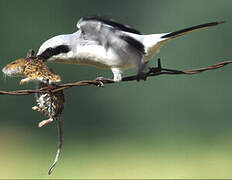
[68,45,134,69]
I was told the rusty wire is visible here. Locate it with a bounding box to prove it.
[1,58,232,175]
[0,58,232,96]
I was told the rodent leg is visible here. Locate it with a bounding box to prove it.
[20,77,33,85]
[32,106,41,112]
[38,118,54,128]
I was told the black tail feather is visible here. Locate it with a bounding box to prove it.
[161,21,225,39]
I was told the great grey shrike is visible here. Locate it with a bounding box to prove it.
[37,16,224,82]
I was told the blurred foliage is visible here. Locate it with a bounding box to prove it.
[0,0,232,178]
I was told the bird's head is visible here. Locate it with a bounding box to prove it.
[37,34,72,62]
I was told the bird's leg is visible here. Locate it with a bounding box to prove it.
[136,62,149,81]
[111,68,122,82]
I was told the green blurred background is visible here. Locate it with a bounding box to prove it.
[0,0,232,178]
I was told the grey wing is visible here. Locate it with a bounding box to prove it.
[76,16,146,68]
[77,17,109,47]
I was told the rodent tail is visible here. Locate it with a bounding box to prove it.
[161,21,225,39]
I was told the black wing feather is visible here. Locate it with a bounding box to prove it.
[80,16,142,35]
[78,16,145,56]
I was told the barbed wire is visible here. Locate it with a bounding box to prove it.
[1,57,232,175]
[0,58,232,96]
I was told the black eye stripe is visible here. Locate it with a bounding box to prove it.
[38,45,70,60]
[55,45,70,54]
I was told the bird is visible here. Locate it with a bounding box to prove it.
[36,16,224,82]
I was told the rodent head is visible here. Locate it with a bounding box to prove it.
[2,58,27,77]
[2,58,61,84]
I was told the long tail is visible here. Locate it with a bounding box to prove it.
[48,117,63,175]
[144,21,224,60]
[161,21,225,39]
